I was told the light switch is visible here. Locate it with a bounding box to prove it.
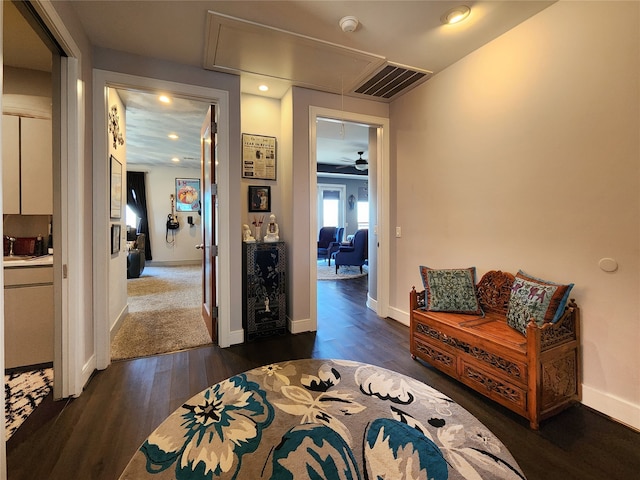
[396,227,401,238]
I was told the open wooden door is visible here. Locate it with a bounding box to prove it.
[200,106,217,343]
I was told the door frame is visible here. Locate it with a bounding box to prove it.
[1,2,84,476]
[309,107,390,324]
[92,71,232,371]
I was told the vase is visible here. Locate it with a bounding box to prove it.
[254,225,261,241]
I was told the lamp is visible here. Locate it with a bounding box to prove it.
[441,5,470,25]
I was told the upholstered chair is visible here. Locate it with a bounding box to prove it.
[334,229,368,273]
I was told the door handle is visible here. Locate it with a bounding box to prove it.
[196,244,204,249]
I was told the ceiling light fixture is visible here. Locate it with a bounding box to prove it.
[159,95,171,104]
[441,5,470,25]
[258,84,269,92]
[339,16,359,33]
[168,133,179,140]
[171,157,180,163]
[354,151,368,171]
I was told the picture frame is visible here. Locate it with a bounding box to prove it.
[111,223,121,254]
[110,155,122,219]
[248,185,271,212]
[242,133,277,180]
[175,178,200,212]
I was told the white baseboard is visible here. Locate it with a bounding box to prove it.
[81,354,96,393]
[110,304,129,342]
[228,328,245,346]
[388,306,410,327]
[582,384,640,431]
[289,317,314,334]
[146,260,201,267]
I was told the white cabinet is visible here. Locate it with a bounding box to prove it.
[4,265,54,368]
[2,114,53,215]
[2,115,20,214]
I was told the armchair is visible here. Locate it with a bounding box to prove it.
[127,233,146,279]
[317,227,338,263]
[334,229,368,274]
[326,227,345,266]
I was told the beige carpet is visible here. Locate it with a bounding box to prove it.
[111,265,211,361]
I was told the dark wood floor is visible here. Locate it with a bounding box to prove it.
[7,276,640,479]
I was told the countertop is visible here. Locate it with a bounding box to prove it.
[3,255,53,268]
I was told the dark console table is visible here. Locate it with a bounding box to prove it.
[242,241,287,341]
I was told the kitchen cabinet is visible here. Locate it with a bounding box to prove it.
[2,115,20,214]
[4,263,54,368]
[242,241,287,341]
[2,114,53,215]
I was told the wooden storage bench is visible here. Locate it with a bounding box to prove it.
[410,270,581,429]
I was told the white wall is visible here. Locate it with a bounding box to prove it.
[240,94,282,239]
[390,1,639,429]
[107,88,128,331]
[130,164,203,264]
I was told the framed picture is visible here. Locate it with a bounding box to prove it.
[175,178,200,212]
[242,133,277,180]
[248,185,271,212]
[110,155,122,219]
[111,223,121,254]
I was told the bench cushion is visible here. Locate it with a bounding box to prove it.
[507,270,574,334]
[419,266,483,315]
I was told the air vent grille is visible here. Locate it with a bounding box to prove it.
[351,63,432,101]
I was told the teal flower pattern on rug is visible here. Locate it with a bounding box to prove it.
[140,374,274,479]
[124,360,526,480]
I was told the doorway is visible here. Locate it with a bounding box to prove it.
[310,108,391,327]
[106,87,216,361]
[92,70,233,371]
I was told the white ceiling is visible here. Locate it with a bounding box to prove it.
[4,1,555,172]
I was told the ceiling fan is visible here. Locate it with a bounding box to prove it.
[337,151,368,171]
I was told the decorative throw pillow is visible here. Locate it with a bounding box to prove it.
[419,266,483,315]
[506,270,574,335]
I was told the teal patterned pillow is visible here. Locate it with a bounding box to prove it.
[506,270,574,335]
[419,266,483,315]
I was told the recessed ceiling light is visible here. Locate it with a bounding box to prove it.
[258,84,269,92]
[171,157,180,162]
[168,133,179,140]
[441,5,470,25]
[159,95,171,104]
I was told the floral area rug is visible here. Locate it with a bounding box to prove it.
[4,368,53,440]
[118,359,526,479]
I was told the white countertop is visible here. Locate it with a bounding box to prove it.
[3,255,53,267]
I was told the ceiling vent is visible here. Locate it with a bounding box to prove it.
[350,62,432,101]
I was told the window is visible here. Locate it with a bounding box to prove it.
[323,194,340,227]
[357,201,369,230]
[317,184,346,232]
[126,205,138,229]
[357,185,369,230]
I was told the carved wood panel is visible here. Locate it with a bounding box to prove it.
[542,354,578,409]
[476,270,515,315]
[462,364,526,411]
[414,322,525,382]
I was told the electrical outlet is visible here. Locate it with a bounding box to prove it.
[396,227,401,238]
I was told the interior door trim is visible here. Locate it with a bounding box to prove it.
[309,107,391,327]
[92,71,232,373]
